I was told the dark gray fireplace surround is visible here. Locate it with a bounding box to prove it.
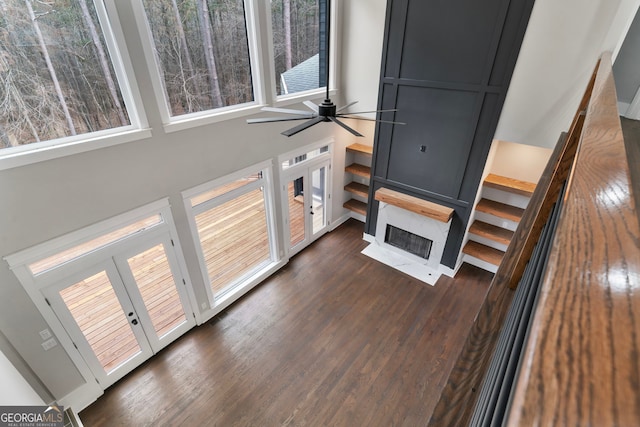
[365,0,537,268]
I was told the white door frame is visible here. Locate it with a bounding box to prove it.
[4,199,199,407]
[281,156,332,257]
[42,259,154,388]
[113,232,196,352]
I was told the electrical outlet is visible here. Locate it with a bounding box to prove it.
[41,338,58,351]
[39,329,52,340]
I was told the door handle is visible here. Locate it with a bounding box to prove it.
[131,319,138,325]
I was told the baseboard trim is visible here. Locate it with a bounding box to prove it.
[58,381,102,413]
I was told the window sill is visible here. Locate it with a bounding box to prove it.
[161,88,337,134]
[0,128,153,171]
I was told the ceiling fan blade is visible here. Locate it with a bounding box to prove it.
[329,117,363,137]
[247,116,316,124]
[338,108,398,115]
[261,106,314,116]
[337,115,406,125]
[282,116,325,137]
[303,100,319,112]
[336,101,359,113]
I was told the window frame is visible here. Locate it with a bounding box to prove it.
[182,160,281,311]
[132,0,270,132]
[132,0,337,133]
[0,0,150,171]
[266,0,337,101]
[0,0,340,170]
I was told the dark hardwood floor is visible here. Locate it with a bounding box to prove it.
[80,219,493,426]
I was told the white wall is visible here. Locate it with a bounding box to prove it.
[489,140,551,183]
[614,8,640,112]
[0,350,44,406]
[495,0,640,148]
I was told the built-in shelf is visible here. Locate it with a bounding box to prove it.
[344,182,369,198]
[463,173,537,273]
[475,198,525,222]
[346,143,374,155]
[344,143,373,219]
[345,163,371,179]
[484,173,536,197]
[343,199,368,216]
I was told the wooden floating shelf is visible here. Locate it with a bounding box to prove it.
[343,199,367,216]
[346,143,374,155]
[462,240,505,266]
[345,163,371,179]
[469,220,514,246]
[374,188,454,223]
[476,198,524,222]
[484,173,536,197]
[344,182,369,198]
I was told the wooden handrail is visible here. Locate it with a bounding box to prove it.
[428,53,640,426]
[506,52,640,426]
[498,59,598,290]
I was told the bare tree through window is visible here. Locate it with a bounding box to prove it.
[0,0,130,148]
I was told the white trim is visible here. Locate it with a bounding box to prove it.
[330,212,352,231]
[182,159,273,201]
[619,101,631,117]
[0,0,150,172]
[625,86,640,120]
[159,206,202,325]
[200,258,287,323]
[100,0,149,130]
[348,211,366,223]
[277,137,334,169]
[181,160,280,310]
[0,128,152,172]
[129,0,172,125]
[245,0,268,106]
[57,381,103,413]
[4,198,199,409]
[5,199,171,270]
[363,232,375,243]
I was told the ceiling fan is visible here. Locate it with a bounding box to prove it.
[247,0,404,137]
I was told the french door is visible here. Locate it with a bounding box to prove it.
[283,159,331,255]
[42,234,195,388]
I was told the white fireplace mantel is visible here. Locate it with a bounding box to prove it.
[362,188,454,285]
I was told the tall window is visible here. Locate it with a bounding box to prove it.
[271,0,322,96]
[142,0,254,117]
[184,163,278,303]
[0,0,131,150]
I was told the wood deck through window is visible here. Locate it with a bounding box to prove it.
[80,220,493,426]
[57,180,308,374]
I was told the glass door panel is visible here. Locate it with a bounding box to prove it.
[59,270,142,375]
[47,262,153,387]
[282,159,330,256]
[194,187,271,297]
[311,164,327,235]
[126,243,187,339]
[287,176,306,249]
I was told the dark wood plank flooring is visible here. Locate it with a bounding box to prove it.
[80,219,493,426]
